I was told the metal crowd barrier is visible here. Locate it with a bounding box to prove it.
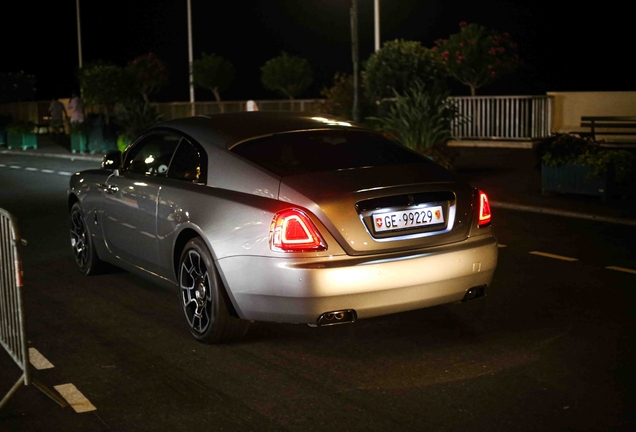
[0,207,66,409]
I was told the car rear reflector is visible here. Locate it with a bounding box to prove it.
[270,209,327,252]
[478,190,492,227]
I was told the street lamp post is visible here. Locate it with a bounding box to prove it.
[374,0,380,51]
[351,0,360,122]
[76,0,83,69]
[187,0,195,116]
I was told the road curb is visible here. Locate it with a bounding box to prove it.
[491,201,636,226]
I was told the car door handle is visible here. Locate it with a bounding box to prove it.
[98,183,119,194]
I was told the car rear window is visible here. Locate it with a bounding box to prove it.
[230,130,431,176]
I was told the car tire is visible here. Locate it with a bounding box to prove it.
[178,238,250,344]
[69,202,105,276]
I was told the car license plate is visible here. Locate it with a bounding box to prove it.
[373,206,444,233]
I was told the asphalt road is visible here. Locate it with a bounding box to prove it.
[1,154,635,431]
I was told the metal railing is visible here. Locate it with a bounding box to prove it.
[149,99,324,120]
[0,208,66,409]
[1,96,553,141]
[450,95,553,140]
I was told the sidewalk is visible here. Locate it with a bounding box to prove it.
[2,134,636,226]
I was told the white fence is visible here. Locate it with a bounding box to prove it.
[451,95,553,140]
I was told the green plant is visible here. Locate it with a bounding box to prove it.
[577,148,636,183]
[434,22,520,96]
[368,79,462,170]
[535,133,595,168]
[260,52,314,100]
[536,133,636,183]
[5,121,35,134]
[117,134,129,153]
[113,99,163,142]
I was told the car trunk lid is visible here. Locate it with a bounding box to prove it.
[279,163,475,256]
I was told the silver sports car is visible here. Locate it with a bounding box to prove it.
[68,112,498,343]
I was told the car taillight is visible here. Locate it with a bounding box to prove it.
[478,190,492,227]
[270,209,327,252]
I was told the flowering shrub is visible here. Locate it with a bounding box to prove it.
[434,22,520,95]
[128,53,169,103]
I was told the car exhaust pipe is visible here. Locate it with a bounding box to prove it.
[314,309,357,327]
[462,285,487,302]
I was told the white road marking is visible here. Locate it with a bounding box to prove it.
[10,165,21,169]
[41,169,55,173]
[606,266,636,275]
[0,164,6,167]
[57,171,72,176]
[25,167,38,171]
[54,384,96,413]
[529,251,578,262]
[28,348,54,370]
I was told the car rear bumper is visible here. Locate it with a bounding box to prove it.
[217,234,498,324]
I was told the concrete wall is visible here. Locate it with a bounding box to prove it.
[548,91,636,133]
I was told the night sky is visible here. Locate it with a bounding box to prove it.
[2,1,632,102]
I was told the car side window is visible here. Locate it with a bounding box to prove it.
[124,133,181,176]
[167,139,204,183]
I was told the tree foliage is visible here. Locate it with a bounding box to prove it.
[191,53,234,102]
[79,55,168,126]
[363,39,449,102]
[260,52,314,100]
[434,22,520,96]
[368,79,461,170]
[0,71,36,103]
[79,62,136,123]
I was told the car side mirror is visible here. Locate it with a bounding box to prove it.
[102,150,122,170]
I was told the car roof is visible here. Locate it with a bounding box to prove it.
[151,112,371,150]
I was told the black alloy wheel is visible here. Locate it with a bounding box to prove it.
[178,238,249,343]
[69,202,103,275]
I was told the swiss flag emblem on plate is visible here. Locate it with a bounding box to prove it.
[375,218,383,228]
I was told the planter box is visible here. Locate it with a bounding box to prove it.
[541,163,608,199]
[70,132,88,153]
[7,132,38,150]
